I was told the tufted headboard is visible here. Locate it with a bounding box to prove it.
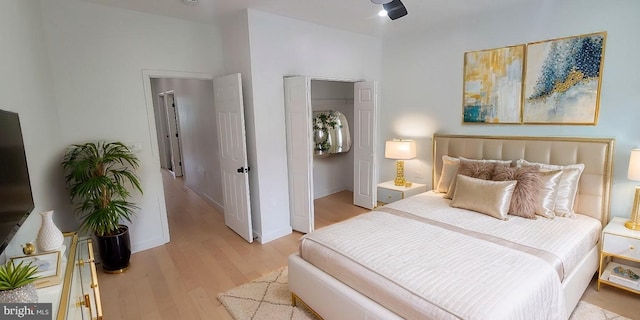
[432,134,614,224]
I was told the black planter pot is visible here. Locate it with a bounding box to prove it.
[96,225,131,274]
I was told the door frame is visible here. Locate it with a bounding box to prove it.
[163,91,184,177]
[142,70,218,245]
[156,92,171,170]
[283,75,378,233]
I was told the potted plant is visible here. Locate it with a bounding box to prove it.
[62,142,142,273]
[0,261,39,303]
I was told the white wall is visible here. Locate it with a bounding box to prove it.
[311,80,355,199]
[151,78,223,210]
[218,11,263,242]
[380,0,640,220]
[0,0,76,259]
[243,10,382,243]
[39,0,225,252]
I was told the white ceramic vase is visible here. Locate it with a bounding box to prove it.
[36,210,64,252]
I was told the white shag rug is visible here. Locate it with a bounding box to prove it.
[218,268,630,320]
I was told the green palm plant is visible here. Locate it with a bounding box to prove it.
[62,142,142,237]
[0,261,38,291]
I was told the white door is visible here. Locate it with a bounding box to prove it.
[214,73,253,243]
[353,81,378,209]
[156,93,172,170]
[165,92,184,177]
[284,76,314,233]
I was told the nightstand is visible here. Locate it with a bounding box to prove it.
[598,217,640,294]
[377,180,427,206]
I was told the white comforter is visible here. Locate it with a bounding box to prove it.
[299,192,601,320]
[387,192,601,279]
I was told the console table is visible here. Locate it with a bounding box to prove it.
[35,232,103,319]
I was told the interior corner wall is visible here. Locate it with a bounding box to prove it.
[219,11,263,240]
[380,0,640,220]
[246,10,382,243]
[39,0,225,252]
[0,0,75,259]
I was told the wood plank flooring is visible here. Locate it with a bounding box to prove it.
[97,171,368,319]
[98,172,639,319]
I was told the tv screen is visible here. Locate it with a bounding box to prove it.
[0,109,35,253]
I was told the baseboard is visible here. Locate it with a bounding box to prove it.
[257,225,293,244]
[314,187,349,200]
[131,236,168,253]
[185,185,224,212]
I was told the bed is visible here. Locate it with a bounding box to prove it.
[288,134,614,320]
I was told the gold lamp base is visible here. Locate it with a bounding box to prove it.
[394,160,406,186]
[624,186,640,230]
[625,220,640,230]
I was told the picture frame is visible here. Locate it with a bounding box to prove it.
[522,32,607,124]
[10,251,62,288]
[463,44,525,124]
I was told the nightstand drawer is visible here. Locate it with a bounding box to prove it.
[377,188,402,204]
[603,233,640,260]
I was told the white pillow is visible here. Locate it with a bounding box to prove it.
[450,174,516,220]
[517,160,585,218]
[535,170,563,219]
[436,155,459,193]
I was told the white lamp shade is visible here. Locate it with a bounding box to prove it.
[629,149,640,181]
[385,140,416,160]
[371,0,393,4]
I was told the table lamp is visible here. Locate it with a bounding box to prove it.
[385,139,416,186]
[626,148,640,230]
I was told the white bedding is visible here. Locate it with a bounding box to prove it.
[386,192,602,278]
[299,192,602,320]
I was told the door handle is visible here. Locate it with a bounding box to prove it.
[237,167,250,173]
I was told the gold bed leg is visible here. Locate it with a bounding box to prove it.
[290,293,324,319]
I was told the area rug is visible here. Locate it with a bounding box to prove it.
[218,267,630,320]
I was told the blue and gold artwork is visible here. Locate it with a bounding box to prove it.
[523,32,606,124]
[463,45,524,124]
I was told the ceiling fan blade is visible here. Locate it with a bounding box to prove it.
[383,0,408,20]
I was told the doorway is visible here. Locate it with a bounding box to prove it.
[143,71,253,244]
[284,76,378,234]
[150,79,220,206]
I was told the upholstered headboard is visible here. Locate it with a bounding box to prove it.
[432,134,614,224]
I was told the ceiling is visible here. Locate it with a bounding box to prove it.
[79,0,536,37]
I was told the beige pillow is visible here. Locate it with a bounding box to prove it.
[517,160,585,217]
[445,157,512,199]
[492,165,542,219]
[436,155,459,193]
[535,170,563,219]
[451,175,516,220]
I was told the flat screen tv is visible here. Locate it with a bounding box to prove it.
[0,109,35,254]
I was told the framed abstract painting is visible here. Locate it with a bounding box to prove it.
[463,44,525,124]
[523,32,606,124]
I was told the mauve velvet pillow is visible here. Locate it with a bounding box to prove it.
[492,165,543,219]
[444,158,510,199]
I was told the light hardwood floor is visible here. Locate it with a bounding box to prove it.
[97,171,367,319]
[98,172,639,320]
